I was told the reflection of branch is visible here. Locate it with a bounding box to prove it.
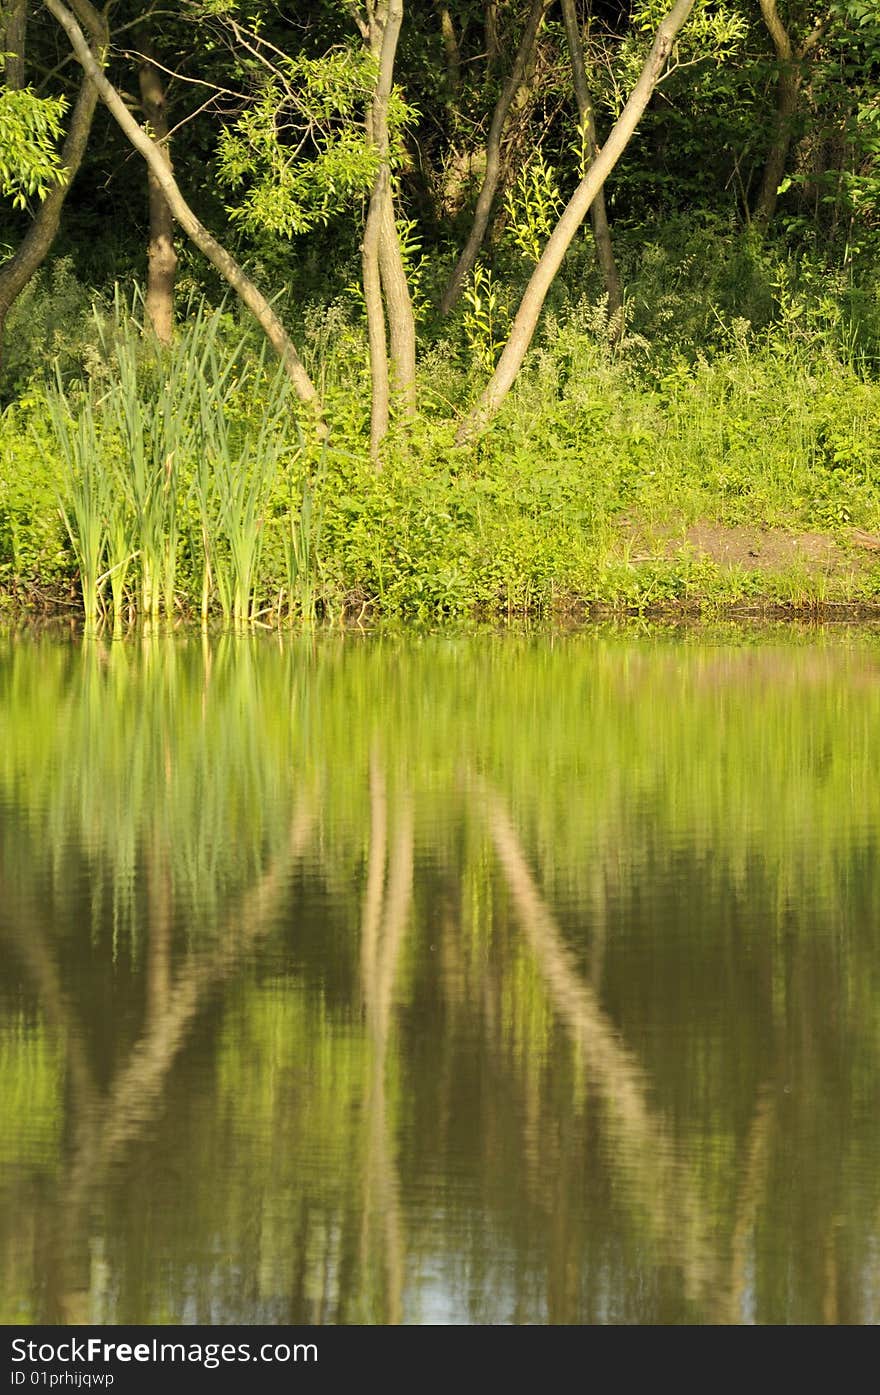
[91,797,315,1172]
[38,796,315,1321]
[480,780,720,1306]
[0,911,96,1116]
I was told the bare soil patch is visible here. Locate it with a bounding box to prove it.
[620,518,875,578]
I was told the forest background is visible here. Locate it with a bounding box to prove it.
[0,0,879,625]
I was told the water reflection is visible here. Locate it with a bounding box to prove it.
[1,629,880,1323]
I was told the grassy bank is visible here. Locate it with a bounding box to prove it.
[2,263,880,626]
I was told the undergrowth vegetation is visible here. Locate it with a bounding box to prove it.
[2,228,880,625]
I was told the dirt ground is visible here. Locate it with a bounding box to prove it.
[620,518,880,577]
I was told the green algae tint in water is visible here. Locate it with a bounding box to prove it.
[1,629,880,1325]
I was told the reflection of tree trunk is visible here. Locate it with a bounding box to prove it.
[481,779,719,1306]
[360,747,388,1006]
[588,863,607,993]
[0,917,96,1114]
[559,0,622,317]
[138,40,177,346]
[373,798,413,1039]
[440,0,549,316]
[0,913,99,1322]
[823,1221,839,1324]
[359,782,412,1324]
[38,797,313,1320]
[146,840,172,1024]
[95,800,314,1169]
[724,1086,773,1323]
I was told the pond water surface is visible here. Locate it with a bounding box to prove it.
[2,627,879,1324]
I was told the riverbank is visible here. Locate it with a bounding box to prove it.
[2,288,879,625]
[2,516,879,625]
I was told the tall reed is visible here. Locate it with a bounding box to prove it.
[44,378,108,629]
[199,357,290,626]
[284,437,323,628]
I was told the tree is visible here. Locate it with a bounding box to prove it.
[559,0,622,316]
[358,0,416,459]
[2,0,27,91]
[439,0,550,316]
[753,0,834,232]
[42,0,324,421]
[460,0,697,439]
[207,0,416,457]
[0,0,106,369]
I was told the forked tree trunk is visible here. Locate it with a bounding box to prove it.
[137,41,177,346]
[362,175,389,457]
[440,0,550,316]
[43,0,324,424]
[459,0,696,440]
[559,0,622,317]
[0,3,106,369]
[362,0,412,460]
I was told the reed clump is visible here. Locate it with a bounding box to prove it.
[45,292,321,630]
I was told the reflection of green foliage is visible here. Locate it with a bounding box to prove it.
[0,1015,61,1168]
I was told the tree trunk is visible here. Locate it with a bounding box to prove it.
[433,0,461,97]
[379,193,417,417]
[0,7,105,369]
[458,0,696,440]
[440,0,549,317]
[362,172,389,459]
[43,0,324,423]
[485,1,500,73]
[3,0,27,89]
[362,0,408,460]
[753,64,800,231]
[559,0,622,317]
[137,41,177,347]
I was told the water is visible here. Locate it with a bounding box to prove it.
[1,626,879,1325]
